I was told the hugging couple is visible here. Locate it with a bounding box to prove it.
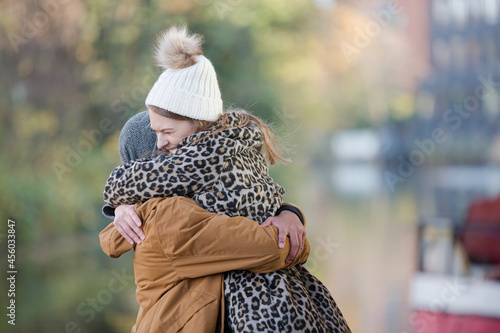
[99,25,351,333]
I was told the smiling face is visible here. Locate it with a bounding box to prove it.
[148,108,198,150]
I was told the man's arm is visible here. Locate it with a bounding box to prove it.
[100,196,309,278]
[148,197,310,279]
[103,200,307,255]
[99,222,134,258]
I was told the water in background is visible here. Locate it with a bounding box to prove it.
[301,130,500,333]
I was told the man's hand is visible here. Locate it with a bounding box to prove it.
[261,210,306,264]
[113,204,145,245]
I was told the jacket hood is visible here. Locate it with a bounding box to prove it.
[178,110,263,151]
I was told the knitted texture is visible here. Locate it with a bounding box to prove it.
[145,26,223,121]
[118,111,158,164]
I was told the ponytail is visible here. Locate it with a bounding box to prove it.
[236,110,290,166]
[203,109,290,166]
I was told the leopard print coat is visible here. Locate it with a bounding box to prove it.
[103,111,351,332]
[103,111,284,223]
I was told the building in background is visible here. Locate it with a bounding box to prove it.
[415,0,500,164]
[408,1,500,332]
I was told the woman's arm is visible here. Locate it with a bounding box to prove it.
[148,196,310,277]
[112,204,144,245]
[103,143,221,207]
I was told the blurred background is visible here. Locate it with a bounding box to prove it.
[1,0,500,332]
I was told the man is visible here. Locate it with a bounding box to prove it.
[100,195,309,332]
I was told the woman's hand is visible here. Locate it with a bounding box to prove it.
[261,210,306,264]
[113,204,145,245]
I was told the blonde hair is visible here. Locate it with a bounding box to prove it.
[148,105,290,166]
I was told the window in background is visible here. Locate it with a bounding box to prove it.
[484,33,497,69]
[468,38,481,70]
[432,38,451,70]
[450,0,469,29]
[469,0,483,25]
[450,35,467,71]
[484,0,500,25]
[433,0,450,27]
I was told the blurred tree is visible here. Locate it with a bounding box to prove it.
[0,0,423,331]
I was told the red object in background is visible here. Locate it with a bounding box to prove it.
[461,196,500,264]
[411,311,500,333]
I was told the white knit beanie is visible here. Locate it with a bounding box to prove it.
[145,26,223,121]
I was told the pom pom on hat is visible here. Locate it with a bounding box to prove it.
[145,25,223,121]
[154,25,203,70]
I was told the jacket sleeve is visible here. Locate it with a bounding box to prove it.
[136,197,310,279]
[99,222,134,258]
[102,143,222,207]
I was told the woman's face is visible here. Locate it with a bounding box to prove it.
[149,109,198,150]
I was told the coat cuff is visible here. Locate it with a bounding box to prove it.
[102,205,116,219]
[276,203,305,226]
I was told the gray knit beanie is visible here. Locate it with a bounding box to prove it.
[102,111,159,218]
[118,111,159,164]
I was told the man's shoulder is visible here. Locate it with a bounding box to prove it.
[135,196,201,216]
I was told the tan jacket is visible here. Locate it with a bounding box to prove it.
[99,196,309,333]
